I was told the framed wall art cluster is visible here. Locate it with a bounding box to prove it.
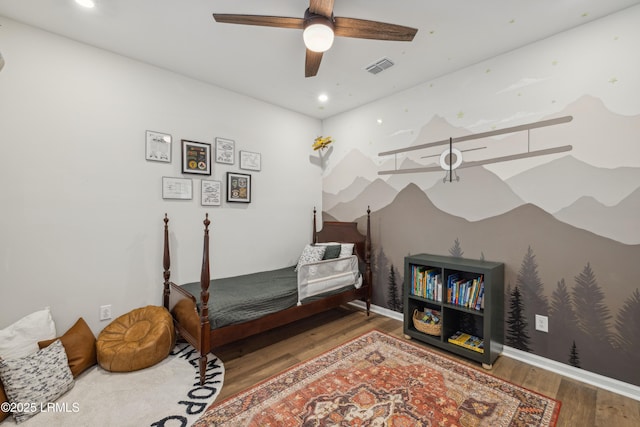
[147,130,259,206]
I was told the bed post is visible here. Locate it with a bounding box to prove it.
[312,207,318,244]
[365,206,372,315]
[163,214,171,310]
[198,214,212,385]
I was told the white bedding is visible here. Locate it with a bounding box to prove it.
[296,255,361,304]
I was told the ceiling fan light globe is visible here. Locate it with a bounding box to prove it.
[75,0,95,8]
[303,24,334,53]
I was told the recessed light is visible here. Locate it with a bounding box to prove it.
[75,0,95,8]
[318,93,328,102]
[377,118,383,125]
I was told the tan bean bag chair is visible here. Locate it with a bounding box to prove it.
[97,305,175,372]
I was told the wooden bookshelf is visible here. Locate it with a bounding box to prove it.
[403,253,504,368]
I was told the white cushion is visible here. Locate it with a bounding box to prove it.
[0,340,74,423]
[0,307,57,360]
[315,241,355,258]
[295,244,326,271]
[338,243,354,258]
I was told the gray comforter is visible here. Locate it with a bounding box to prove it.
[180,266,299,329]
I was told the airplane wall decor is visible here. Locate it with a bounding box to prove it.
[378,116,573,182]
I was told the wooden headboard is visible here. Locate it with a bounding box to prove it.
[312,207,372,290]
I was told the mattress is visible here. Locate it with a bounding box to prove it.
[180,263,358,330]
[180,266,299,329]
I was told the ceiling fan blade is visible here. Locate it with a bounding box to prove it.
[213,14,305,30]
[334,17,417,41]
[309,0,335,18]
[305,49,323,78]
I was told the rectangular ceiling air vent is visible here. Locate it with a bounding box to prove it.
[365,57,395,75]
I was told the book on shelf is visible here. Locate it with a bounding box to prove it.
[410,265,442,302]
[447,331,484,353]
[446,274,484,311]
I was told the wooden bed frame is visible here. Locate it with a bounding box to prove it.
[162,208,372,385]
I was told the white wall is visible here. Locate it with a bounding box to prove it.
[0,18,322,335]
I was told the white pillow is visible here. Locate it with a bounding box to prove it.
[0,340,74,423]
[295,244,326,271]
[315,241,355,258]
[338,243,355,258]
[0,307,56,360]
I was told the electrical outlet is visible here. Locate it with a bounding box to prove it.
[535,314,548,332]
[100,305,112,321]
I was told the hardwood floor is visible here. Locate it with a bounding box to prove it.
[212,305,640,426]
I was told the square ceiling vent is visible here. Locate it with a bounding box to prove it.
[365,57,395,75]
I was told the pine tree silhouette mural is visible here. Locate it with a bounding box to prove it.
[373,247,391,309]
[515,246,548,351]
[550,279,576,326]
[569,340,581,368]
[506,285,531,351]
[549,278,580,362]
[614,288,640,356]
[572,263,613,345]
[386,264,403,312]
[449,238,463,257]
[613,288,640,385]
[568,262,623,381]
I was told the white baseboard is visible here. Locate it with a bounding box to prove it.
[502,346,640,402]
[349,300,403,321]
[350,301,640,402]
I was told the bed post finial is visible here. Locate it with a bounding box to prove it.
[163,214,171,309]
[201,213,211,315]
[312,207,318,244]
[199,213,211,384]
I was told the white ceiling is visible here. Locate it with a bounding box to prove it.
[1,0,638,119]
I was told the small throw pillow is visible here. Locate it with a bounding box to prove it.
[295,244,326,271]
[321,244,342,260]
[0,307,56,360]
[38,317,97,378]
[0,340,74,423]
[316,242,355,258]
[339,243,355,258]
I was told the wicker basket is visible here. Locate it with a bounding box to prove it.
[412,308,442,336]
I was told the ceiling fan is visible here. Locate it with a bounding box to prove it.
[212,0,418,78]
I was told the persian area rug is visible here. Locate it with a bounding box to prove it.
[6,343,224,427]
[194,330,560,427]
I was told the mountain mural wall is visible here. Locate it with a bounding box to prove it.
[322,95,640,387]
[325,96,640,244]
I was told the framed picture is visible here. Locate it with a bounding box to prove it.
[162,177,193,200]
[201,180,222,206]
[226,172,251,203]
[215,137,235,164]
[239,150,261,171]
[145,130,171,162]
[181,140,211,175]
